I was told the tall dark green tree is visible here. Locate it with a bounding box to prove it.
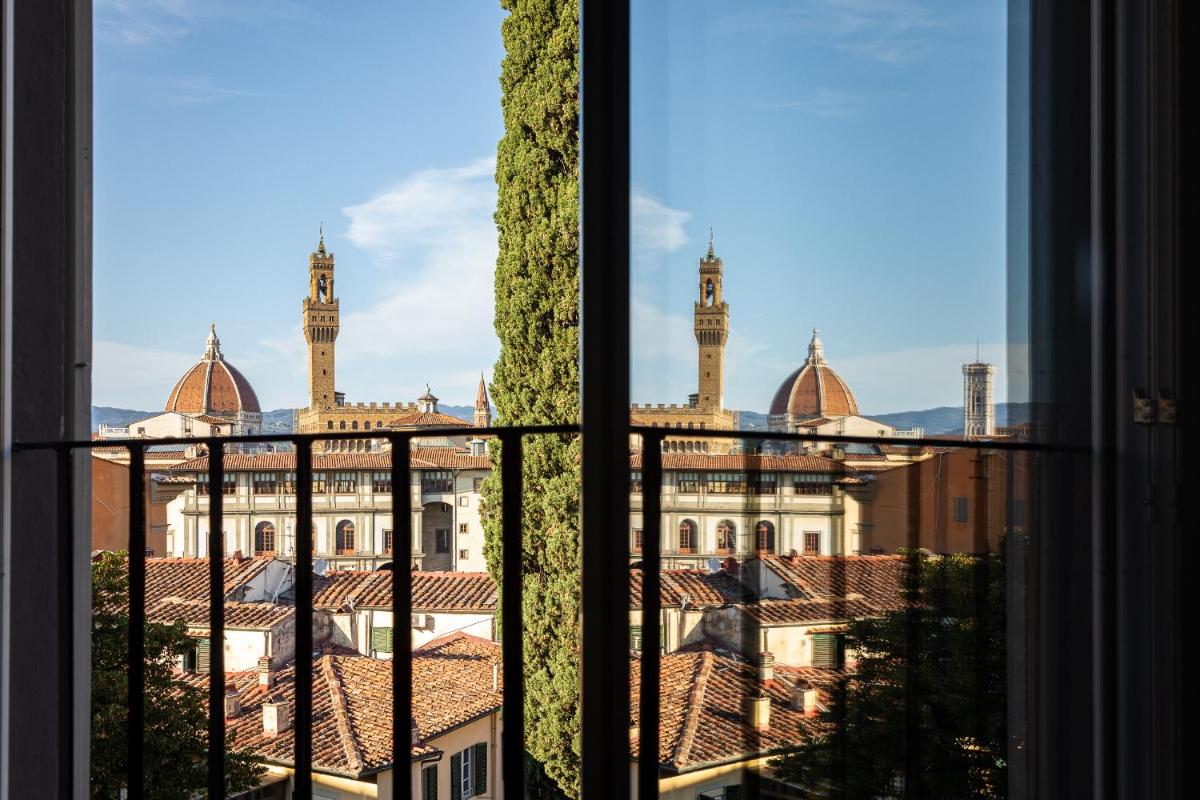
[771,550,1008,799]
[482,0,581,797]
[90,551,265,799]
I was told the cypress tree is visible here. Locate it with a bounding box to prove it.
[482,0,581,797]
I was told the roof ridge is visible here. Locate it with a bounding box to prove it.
[320,656,365,774]
[672,652,713,767]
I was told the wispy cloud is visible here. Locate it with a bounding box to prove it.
[755,88,864,118]
[155,74,274,105]
[632,192,692,267]
[718,0,941,64]
[95,0,311,47]
[322,158,500,403]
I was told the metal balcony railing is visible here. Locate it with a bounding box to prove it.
[14,423,1054,799]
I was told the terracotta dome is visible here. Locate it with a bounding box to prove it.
[768,329,859,419]
[165,324,261,415]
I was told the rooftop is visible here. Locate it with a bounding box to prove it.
[313,570,497,612]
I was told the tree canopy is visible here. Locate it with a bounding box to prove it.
[483,0,581,797]
[771,550,1008,799]
[90,551,265,799]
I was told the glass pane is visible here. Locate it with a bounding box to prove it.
[630,2,1023,797]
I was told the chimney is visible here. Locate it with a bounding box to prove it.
[223,683,241,719]
[469,438,487,457]
[790,681,820,717]
[830,445,845,461]
[257,655,274,689]
[492,663,499,693]
[759,652,775,686]
[745,691,771,731]
[262,694,290,737]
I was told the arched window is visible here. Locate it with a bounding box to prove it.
[705,278,714,306]
[327,420,334,430]
[678,520,697,553]
[335,520,356,555]
[254,521,276,557]
[351,420,359,430]
[339,420,346,430]
[755,521,776,553]
[716,520,736,553]
[364,421,371,430]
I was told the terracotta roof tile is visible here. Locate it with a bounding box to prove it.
[149,597,292,630]
[630,648,819,772]
[629,569,748,609]
[751,554,908,612]
[736,597,879,625]
[313,571,497,611]
[143,556,275,607]
[387,411,472,429]
[204,633,503,776]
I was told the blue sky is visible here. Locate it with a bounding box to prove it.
[94,0,1008,415]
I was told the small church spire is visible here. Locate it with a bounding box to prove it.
[707,228,715,260]
[317,223,326,256]
[474,372,492,428]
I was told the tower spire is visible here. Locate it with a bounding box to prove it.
[707,228,715,260]
[807,328,826,365]
[317,223,326,255]
[474,372,492,428]
[203,322,222,361]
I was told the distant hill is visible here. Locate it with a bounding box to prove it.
[735,403,1031,436]
[92,404,476,434]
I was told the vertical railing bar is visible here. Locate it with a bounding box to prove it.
[127,444,146,800]
[390,434,413,800]
[293,439,314,799]
[56,447,75,800]
[500,431,525,800]
[901,455,922,799]
[638,432,663,798]
[207,442,225,800]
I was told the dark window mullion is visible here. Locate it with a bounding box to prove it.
[499,430,525,800]
[638,432,663,798]
[205,443,226,800]
[293,439,314,798]
[391,434,413,800]
[127,445,146,799]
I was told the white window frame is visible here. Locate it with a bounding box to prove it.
[460,745,475,798]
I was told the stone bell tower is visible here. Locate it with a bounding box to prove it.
[694,231,729,411]
[962,356,995,438]
[303,226,339,410]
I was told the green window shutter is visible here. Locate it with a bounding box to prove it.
[811,633,840,668]
[423,765,438,800]
[196,638,211,673]
[630,624,642,652]
[449,752,462,800]
[371,626,393,654]
[473,742,487,794]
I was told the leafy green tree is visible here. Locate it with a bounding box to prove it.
[482,0,581,797]
[771,550,1008,799]
[90,551,265,799]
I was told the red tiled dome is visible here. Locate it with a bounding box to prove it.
[165,325,261,415]
[768,330,859,419]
